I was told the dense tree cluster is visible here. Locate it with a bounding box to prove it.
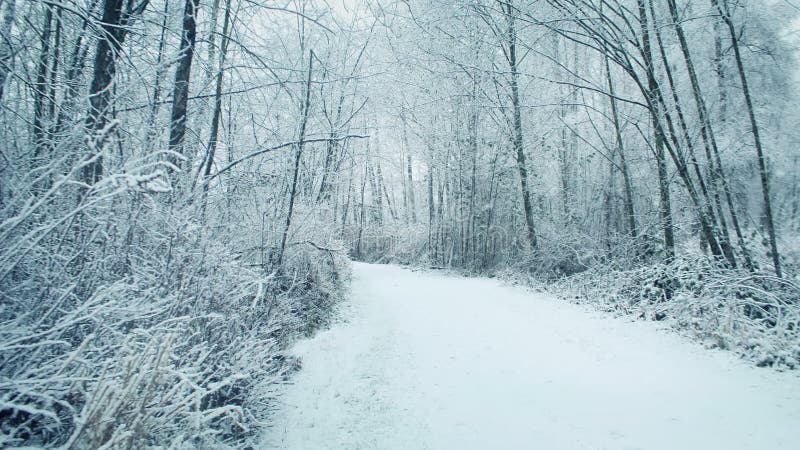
[0,0,356,446]
[352,0,798,279]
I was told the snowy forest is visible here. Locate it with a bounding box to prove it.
[1,0,799,447]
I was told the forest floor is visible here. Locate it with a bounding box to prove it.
[261,263,800,449]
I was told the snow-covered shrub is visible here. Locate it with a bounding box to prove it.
[552,254,800,369]
[347,221,430,266]
[276,240,351,337]
[0,158,347,447]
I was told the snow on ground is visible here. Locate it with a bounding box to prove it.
[262,263,800,449]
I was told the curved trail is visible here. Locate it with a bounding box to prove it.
[263,263,800,449]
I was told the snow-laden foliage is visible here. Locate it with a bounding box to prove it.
[541,255,800,370]
[0,160,348,448]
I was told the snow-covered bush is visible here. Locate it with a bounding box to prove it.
[347,221,430,266]
[551,255,800,370]
[0,159,347,447]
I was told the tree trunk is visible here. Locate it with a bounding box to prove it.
[604,54,637,240]
[712,0,782,277]
[83,0,128,184]
[356,144,368,259]
[54,0,97,138]
[47,7,61,140]
[427,145,435,255]
[468,74,479,263]
[665,0,737,267]
[503,0,537,249]
[0,0,16,102]
[33,4,53,158]
[278,50,314,266]
[145,0,170,150]
[168,0,201,169]
[402,112,417,223]
[200,0,232,198]
[373,148,385,226]
[636,0,674,259]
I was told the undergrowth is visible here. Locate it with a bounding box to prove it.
[501,254,800,370]
[0,167,349,448]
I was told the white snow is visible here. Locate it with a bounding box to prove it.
[262,263,800,449]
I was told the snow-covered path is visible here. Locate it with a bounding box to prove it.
[262,263,800,449]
